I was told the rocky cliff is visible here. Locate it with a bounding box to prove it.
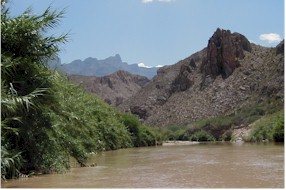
[68,70,149,106]
[201,28,252,85]
[119,28,284,127]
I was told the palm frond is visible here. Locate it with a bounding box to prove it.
[35,6,66,31]
[1,146,24,180]
[2,86,48,114]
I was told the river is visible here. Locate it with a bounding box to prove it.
[1,142,284,188]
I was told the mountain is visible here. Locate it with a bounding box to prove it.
[68,70,150,106]
[49,54,158,79]
[119,28,284,127]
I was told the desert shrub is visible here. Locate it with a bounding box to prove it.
[175,129,190,141]
[222,129,233,141]
[246,124,273,142]
[244,110,283,142]
[159,125,189,141]
[120,113,141,146]
[120,113,160,146]
[139,126,158,146]
[189,130,215,142]
[186,102,284,142]
[231,100,283,125]
[187,116,232,141]
[273,113,284,142]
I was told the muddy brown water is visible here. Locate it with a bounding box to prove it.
[2,142,284,188]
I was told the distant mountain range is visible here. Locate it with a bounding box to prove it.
[48,54,159,79]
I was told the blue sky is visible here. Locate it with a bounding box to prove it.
[7,0,284,67]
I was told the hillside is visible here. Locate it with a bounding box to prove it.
[68,70,150,106]
[119,28,284,127]
[49,54,158,79]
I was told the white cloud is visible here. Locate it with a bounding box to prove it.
[259,33,282,44]
[138,63,165,68]
[138,63,153,68]
[142,0,175,3]
[142,0,154,3]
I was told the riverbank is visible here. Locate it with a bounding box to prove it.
[162,141,200,146]
[232,125,251,142]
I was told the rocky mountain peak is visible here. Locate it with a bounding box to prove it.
[201,28,252,84]
[84,57,98,63]
[105,54,122,63]
[119,28,283,127]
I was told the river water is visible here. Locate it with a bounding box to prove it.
[2,142,284,188]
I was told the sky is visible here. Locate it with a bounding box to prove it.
[6,0,284,67]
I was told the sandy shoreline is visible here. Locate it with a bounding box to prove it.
[162,141,200,146]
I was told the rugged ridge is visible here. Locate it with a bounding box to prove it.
[201,28,252,86]
[68,70,149,106]
[119,28,284,127]
[50,54,158,79]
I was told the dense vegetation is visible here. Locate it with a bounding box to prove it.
[161,101,284,142]
[1,3,159,180]
[243,110,284,142]
[1,0,283,181]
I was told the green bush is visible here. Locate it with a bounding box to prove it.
[273,118,284,142]
[1,146,25,179]
[186,102,284,142]
[272,112,284,142]
[120,113,141,146]
[231,101,283,125]
[247,122,273,142]
[222,129,233,141]
[189,130,215,142]
[187,116,232,141]
[158,125,189,141]
[159,103,283,143]
[244,110,284,142]
[139,126,157,146]
[120,113,160,146]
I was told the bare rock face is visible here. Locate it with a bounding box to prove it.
[68,70,149,106]
[130,106,149,120]
[171,59,195,93]
[276,40,284,55]
[201,28,251,82]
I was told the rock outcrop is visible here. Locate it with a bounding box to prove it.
[119,29,284,127]
[201,28,252,84]
[68,70,149,106]
[276,40,284,55]
[171,61,195,93]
